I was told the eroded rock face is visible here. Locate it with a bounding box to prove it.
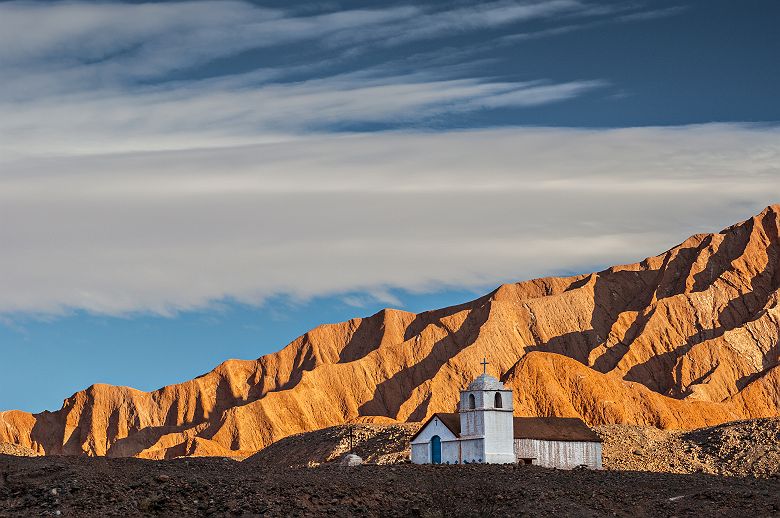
[1,206,779,458]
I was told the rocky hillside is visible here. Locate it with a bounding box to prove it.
[1,205,778,458]
[248,419,779,478]
[247,422,420,467]
[597,418,780,478]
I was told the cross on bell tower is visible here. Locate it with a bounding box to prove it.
[480,357,489,375]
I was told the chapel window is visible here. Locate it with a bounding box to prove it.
[468,393,476,409]
[494,392,503,408]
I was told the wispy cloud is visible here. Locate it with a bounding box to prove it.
[0,0,684,103]
[0,1,603,89]
[0,72,605,158]
[0,0,614,158]
[501,3,689,43]
[0,124,778,316]
[615,5,689,23]
[2,1,763,318]
[342,290,403,309]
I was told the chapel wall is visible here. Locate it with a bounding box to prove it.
[410,417,457,445]
[514,439,602,469]
[440,440,460,464]
[482,409,515,463]
[461,410,478,436]
[409,416,459,464]
[410,443,429,464]
[459,437,484,463]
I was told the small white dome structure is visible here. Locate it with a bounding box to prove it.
[466,373,504,391]
[339,453,363,466]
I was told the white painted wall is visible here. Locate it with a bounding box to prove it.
[459,387,515,464]
[440,439,460,464]
[514,439,602,469]
[458,438,484,464]
[410,443,427,464]
[458,388,514,415]
[410,416,458,464]
[482,408,516,463]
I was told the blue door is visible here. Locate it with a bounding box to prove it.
[431,435,441,464]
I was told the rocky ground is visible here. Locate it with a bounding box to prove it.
[1,455,778,517]
[596,418,780,478]
[246,423,420,467]
[1,418,778,516]
[0,444,39,458]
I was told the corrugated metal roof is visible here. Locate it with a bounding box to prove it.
[514,417,602,443]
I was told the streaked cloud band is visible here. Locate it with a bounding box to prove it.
[1,124,778,316]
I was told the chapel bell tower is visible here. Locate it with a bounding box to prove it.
[457,357,516,463]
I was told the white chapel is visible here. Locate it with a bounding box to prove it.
[409,359,602,469]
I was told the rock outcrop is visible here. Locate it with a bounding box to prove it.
[1,205,778,458]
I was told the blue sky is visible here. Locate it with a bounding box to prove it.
[1,0,779,412]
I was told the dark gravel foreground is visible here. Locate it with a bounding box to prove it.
[1,455,778,517]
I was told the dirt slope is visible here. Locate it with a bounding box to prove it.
[1,205,779,458]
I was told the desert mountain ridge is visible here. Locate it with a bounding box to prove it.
[1,205,779,458]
